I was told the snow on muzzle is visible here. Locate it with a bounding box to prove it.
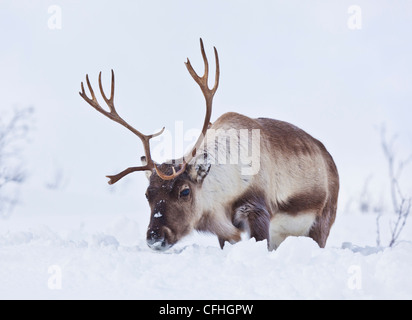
[146,226,175,251]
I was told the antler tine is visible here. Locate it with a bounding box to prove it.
[198,38,209,84]
[79,75,98,110]
[85,74,96,101]
[154,162,186,181]
[98,69,115,113]
[106,167,146,185]
[211,46,220,95]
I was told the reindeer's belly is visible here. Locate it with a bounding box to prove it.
[268,212,316,250]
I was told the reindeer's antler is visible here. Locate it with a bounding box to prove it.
[79,69,164,184]
[155,38,220,180]
[79,38,219,183]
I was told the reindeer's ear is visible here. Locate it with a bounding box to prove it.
[188,153,211,183]
[140,156,153,180]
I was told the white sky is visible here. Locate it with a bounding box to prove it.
[1,0,411,216]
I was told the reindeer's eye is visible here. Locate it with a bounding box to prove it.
[179,188,190,198]
[145,192,149,200]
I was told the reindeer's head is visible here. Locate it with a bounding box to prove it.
[79,39,219,251]
[142,161,211,250]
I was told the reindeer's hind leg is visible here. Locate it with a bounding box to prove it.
[308,199,337,248]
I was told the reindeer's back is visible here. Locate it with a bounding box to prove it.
[212,112,338,208]
[255,116,338,215]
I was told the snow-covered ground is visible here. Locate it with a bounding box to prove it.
[1,0,411,301]
[1,189,411,300]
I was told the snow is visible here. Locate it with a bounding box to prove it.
[1,0,411,301]
[1,200,412,299]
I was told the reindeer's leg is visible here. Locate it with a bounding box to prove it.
[308,216,327,248]
[218,237,226,249]
[233,198,271,244]
[308,199,337,248]
[248,209,271,241]
[218,230,242,249]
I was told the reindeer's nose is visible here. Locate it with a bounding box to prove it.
[146,229,170,251]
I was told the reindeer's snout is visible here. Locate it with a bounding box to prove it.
[146,236,169,251]
[146,227,174,252]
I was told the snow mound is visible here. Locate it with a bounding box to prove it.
[0,212,412,299]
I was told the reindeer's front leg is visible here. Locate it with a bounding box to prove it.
[232,196,271,244]
[218,231,242,249]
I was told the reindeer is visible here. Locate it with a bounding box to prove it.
[79,39,339,251]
